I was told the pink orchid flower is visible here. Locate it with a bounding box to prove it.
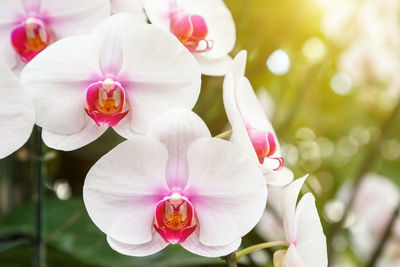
[0,0,110,70]
[274,175,327,267]
[144,0,236,76]
[0,60,34,159]
[20,13,201,151]
[83,108,267,257]
[223,50,294,186]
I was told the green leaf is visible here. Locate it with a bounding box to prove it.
[0,198,223,267]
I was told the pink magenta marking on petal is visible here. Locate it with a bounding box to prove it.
[292,237,298,247]
[11,17,51,63]
[246,124,270,164]
[85,78,129,126]
[169,11,213,53]
[154,192,197,244]
[246,124,286,171]
[266,132,277,157]
[170,13,193,41]
[190,15,208,40]
[271,157,284,171]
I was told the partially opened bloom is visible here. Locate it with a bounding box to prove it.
[0,60,34,159]
[0,0,110,70]
[21,13,201,151]
[273,176,327,267]
[144,0,236,76]
[223,50,293,186]
[83,109,267,257]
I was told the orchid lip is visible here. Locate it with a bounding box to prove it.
[170,10,213,53]
[154,192,197,244]
[246,124,285,170]
[11,17,51,63]
[85,78,129,127]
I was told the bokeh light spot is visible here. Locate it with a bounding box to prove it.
[266,49,290,76]
[302,37,326,62]
[330,72,353,95]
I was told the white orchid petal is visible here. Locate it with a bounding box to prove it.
[21,0,40,13]
[111,117,142,138]
[282,175,308,242]
[92,13,146,76]
[0,1,24,25]
[194,54,232,76]
[83,136,169,244]
[39,0,110,37]
[149,108,210,189]
[42,120,107,151]
[0,61,34,159]
[231,50,247,82]
[261,165,294,186]
[223,72,258,161]
[185,138,267,246]
[236,77,277,140]
[181,230,241,257]
[284,245,308,267]
[111,0,145,16]
[294,193,328,267]
[0,28,18,69]
[107,233,168,257]
[20,34,103,135]
[118,25,201,134]
[143,0,173,28]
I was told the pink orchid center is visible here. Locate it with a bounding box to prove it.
[170,12,213,53]
[246,124,284,170]
[154,193,197,244]
[11,18,51,63]
[85,79,129,127]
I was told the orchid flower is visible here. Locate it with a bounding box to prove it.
[83,108,267,257]
[20,13,201,151]
[0,0,110,70]
[273,176,327,267]
[0,60,34,159]
[143,0,236,76]
[223,50,294,186]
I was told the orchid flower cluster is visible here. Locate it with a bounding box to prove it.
[0,0,327,265]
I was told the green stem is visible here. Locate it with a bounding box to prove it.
[214,129,232,139]
[225,253,238,267]
[31,127,46,267]
[236,241,289,261]
[366,201,400,267]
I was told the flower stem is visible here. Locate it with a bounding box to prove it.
[214,129,232,139]
[236,241,289,261]
[366,201,400,267]
[31,126,46,267]
[224,252,237,267]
